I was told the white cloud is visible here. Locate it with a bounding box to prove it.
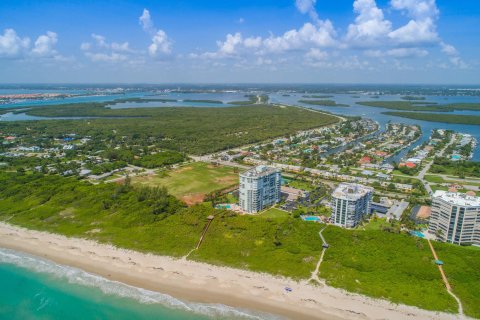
[440,42,458,56]
[139,9,154,33]
[295,0,321,24]
[85,52,128,63]
[139,8,173,58]
[388,19,438,45]
[80,42,91,51]
[364,47,428,58]
[148,30,172,56]
[31,31,58,57]
[82,34,134,63]
[345,0,392,47]
[196,20,336,60]
[391,0,439,20]
[91,34,108,47]
[0,29,30,58]
[388,0,439,45]
[262,22,336,53]
[440,42,467,68]
[387,48,428,58]
[244,36,262,48]
[305,48,328,60]
[111,42,132,52]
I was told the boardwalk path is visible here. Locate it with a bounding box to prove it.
[427,239,464,317]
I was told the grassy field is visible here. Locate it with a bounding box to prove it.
[132,162,238,205]
[259,208,291,221]
[432,242,480,318]
[319,227,458,313]
[425,175,447,183]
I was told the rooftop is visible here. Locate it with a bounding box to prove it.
[433,190,480,207]
[240,165,280,178]
[332,183,373,201]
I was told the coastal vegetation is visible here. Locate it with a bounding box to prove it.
[383,112,480,125]
[320,227,480,316]
[0,105,339,155]
[182,99,223,104]
[432,242,480,318]
[298,99,349,107]
[401,96,426,100]
[0,172,479,316]
[358,101,480,112]
[429,158,480,178]
[302,95,334,99]
[108,97,178,104]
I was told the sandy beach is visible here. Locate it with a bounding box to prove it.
[0,222,463,320]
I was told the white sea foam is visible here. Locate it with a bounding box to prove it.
[0,248,282,320]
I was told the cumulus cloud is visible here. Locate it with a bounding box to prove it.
[0,28,67,61]
[440,42,467,68]
[139,8,172,58]
[295,0,320,24]
[194,21,336,60]
[149,30,172,56]
[31,31,58,57]
[84,52,128,63]
[0,29,30,58]
[365,48,428,58]
[139,8,154,33]
[346,0,392,47]
[81,34,132,63]
[388,0,439,45]
[305,48,328,61]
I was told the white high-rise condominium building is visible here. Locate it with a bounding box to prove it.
[331,183,373,228]
[239,165,281,213]
[429,190,480,246]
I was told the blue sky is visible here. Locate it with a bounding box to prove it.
[0,0,478,84]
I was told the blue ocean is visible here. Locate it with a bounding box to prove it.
[0,248,273,320]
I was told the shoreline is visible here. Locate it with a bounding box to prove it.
[0,222,462,320]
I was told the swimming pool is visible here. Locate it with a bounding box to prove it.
[302,216,321,222]
[410,231,425,238]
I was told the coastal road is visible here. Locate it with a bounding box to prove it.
[416,135,457,195]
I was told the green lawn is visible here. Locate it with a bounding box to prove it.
[286,179,315,191]
[425,175,446,183]
[361,217,396,231]
[259,208,291,221]
[132,162,238,204]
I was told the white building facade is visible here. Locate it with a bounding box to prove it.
[428,191,480,246]
[239,165,281,213]
[331,183,373,228]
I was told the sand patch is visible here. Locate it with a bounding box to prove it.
[181,193,205,206]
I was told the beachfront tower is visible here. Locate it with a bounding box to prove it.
[428,190,480,246]
[331,183,373,228]
[239,165,281,213]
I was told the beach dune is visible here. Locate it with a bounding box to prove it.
[0,222,462,320]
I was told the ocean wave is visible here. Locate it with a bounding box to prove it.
[0,248,281,320]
